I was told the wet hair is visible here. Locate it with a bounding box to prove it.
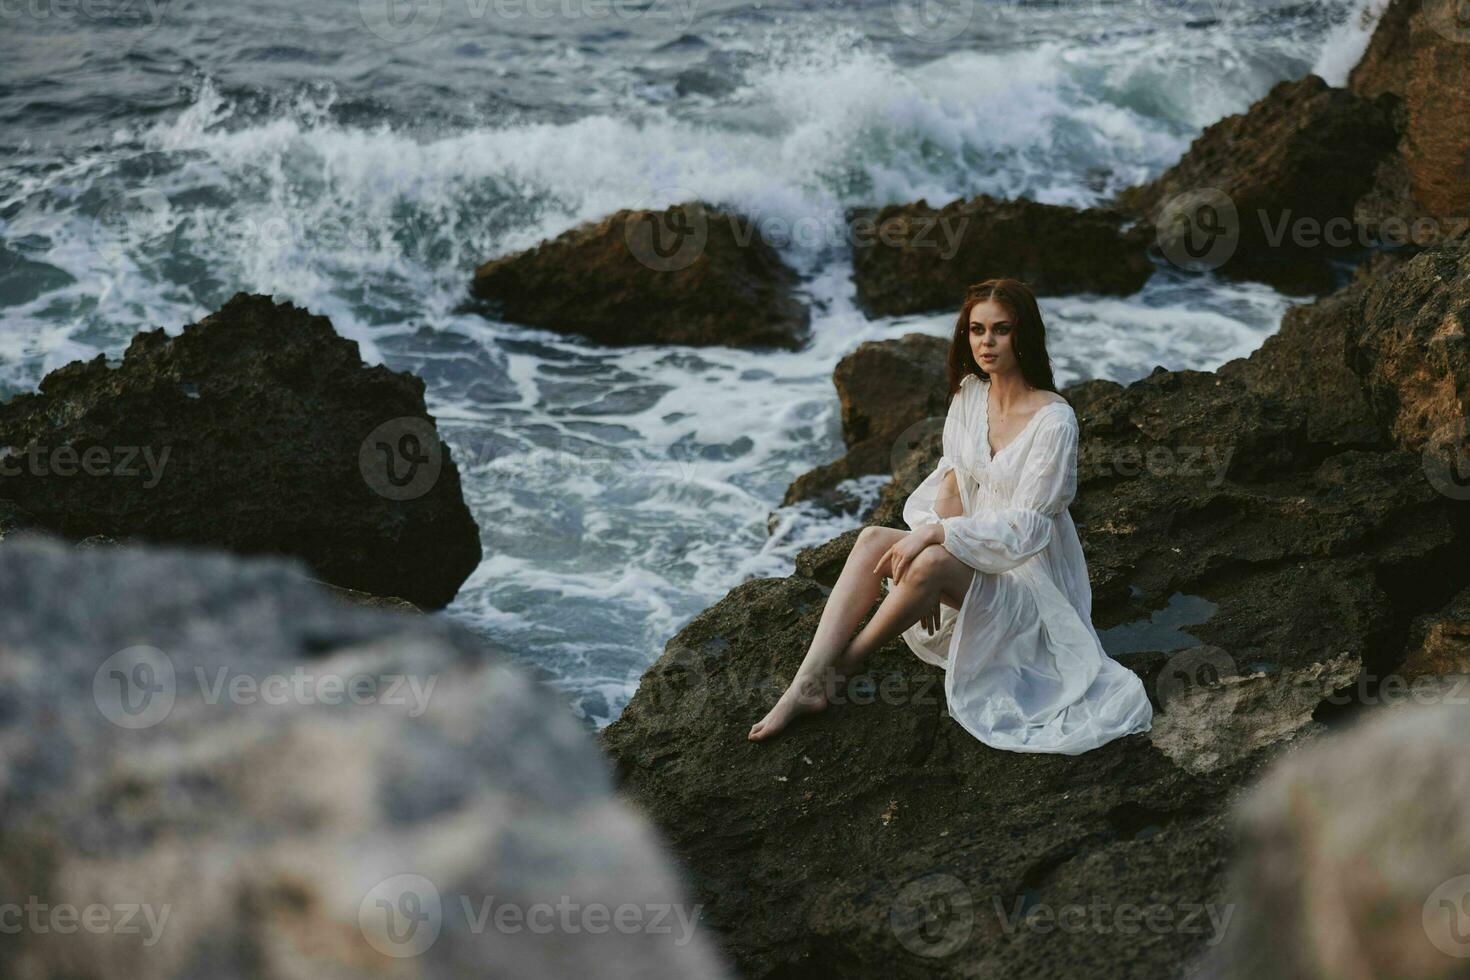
[946,278,1061,400]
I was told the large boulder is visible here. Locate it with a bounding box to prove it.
[0,293,481,609]
[0,535,730,980]
[471,203,810,349]
[849,194,1154,317]
[1111,74,1400,294]
[602,238,1470,978]
[1350,0,1470,221]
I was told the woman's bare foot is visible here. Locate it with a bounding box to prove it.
[747,671,829,741]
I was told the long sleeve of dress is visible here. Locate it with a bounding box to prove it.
[939,411,1077,574]
[902,394,963,530]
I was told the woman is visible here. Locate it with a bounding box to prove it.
[748,278,1152,753]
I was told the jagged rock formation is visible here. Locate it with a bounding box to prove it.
[0,293,481,609]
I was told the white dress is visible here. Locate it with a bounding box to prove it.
[898,374,1153,755]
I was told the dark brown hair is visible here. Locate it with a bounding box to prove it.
[946,278,1061,401]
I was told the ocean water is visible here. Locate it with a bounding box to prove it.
[1,0,1386,728]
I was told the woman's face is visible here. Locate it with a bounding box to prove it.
[968,299,1018,376]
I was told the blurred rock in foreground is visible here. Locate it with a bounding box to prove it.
[1199,702,1470,980]
[0,535,728,980]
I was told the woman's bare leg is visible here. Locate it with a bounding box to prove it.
[834,544,974,676]
[748,534,975,741]
[747,525,905,741]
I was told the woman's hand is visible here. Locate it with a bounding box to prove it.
[920,601,943,635]
[874,525,945,584]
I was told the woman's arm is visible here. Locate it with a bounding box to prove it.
[937,413,1077,574]
[933,468,963,519]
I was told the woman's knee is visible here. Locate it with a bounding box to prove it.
[854,524,894,556]
[907,544,950,584]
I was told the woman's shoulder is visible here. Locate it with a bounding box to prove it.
[1033,394,1076,432]
[1033,389,1071,413]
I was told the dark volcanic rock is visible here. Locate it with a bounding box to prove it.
[0,293,481,609]
[471,202,810,349]
[1112,74,1400,294]
[849,194,1155,317]
[0,536,729,980]
[781,334,949,513]
[601,237,1470,979]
